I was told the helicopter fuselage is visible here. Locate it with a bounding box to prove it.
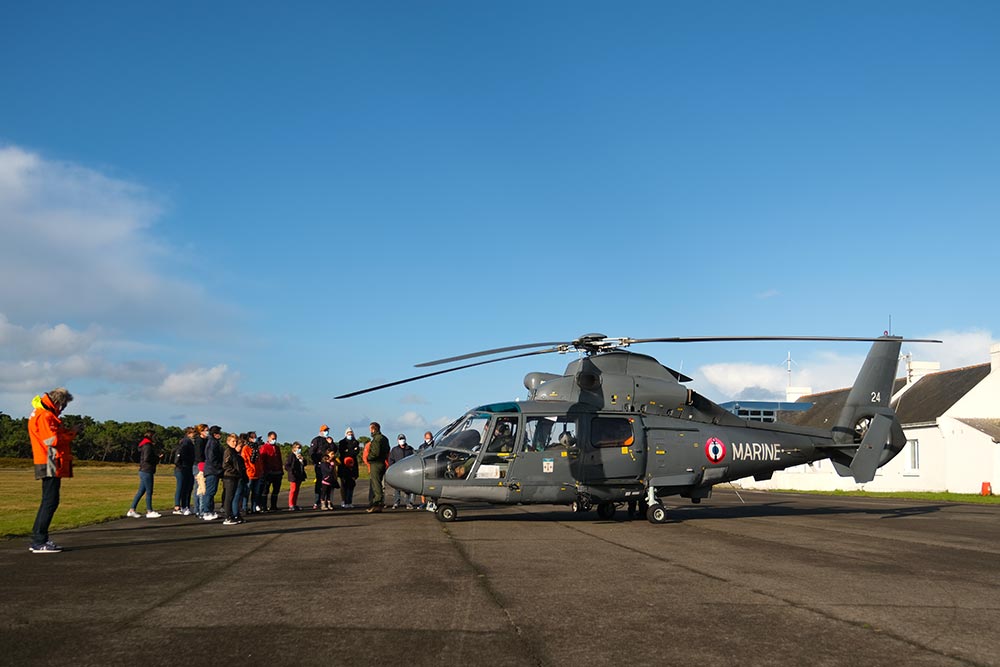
[384,400,835,507]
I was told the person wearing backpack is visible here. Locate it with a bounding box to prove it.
[172,427,196,515]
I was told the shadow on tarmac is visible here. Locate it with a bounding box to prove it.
[62,523,361,552]
[438,498,946,524]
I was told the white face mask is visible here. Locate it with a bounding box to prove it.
[424,438,432,444]
[399,440,406,445]
[321,431,329,437]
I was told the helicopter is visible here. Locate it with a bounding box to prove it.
[335,333,940,524]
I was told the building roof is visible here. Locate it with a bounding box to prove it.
[893,364,990,424]
[777,364,991,429]
[957,418,1000,443]
[777,378,906,430]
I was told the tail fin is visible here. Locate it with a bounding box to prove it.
[829,336,906,482]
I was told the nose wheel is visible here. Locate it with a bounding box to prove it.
[435,503,457,522]
[646,503,668,524]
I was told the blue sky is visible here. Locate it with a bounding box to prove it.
[2,1,998,442]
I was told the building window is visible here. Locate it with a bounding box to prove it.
[736,408,776,423]
[904,439,920,473]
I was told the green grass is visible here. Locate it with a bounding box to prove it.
[763,488,1000,504]
[1,465,145,539]
[1,460,370,538]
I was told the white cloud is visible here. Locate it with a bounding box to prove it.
[396,411,428,428]
[243,392,300,411]
[696,329,997,401]
[0,144,208,327]
[154,365,239,404]
[905,329,996,371]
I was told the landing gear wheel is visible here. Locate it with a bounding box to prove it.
[597,502,616,520]
[646,503,668,524]
[436,503,457,522]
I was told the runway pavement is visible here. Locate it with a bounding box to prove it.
[2,486,999,666]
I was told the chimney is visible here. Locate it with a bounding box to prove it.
[906,357,940,385]
[992,343,1000,374]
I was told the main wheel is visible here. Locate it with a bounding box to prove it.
[596,502,616,520]
[436,503,457,522]
[646,503,668,524]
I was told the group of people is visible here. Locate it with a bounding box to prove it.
[126,425,287,525]
[307,422,435,513]
[25,384,439,553]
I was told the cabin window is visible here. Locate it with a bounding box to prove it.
[591,417,635,448]
[522,416,578,451]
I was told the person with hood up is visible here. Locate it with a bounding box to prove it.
[28,387,81,553]
[126,431,162,518]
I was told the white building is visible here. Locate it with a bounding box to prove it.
[736,344,1000,494]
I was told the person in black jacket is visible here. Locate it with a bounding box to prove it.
[337,427,360,508]
[284,441,307,511]
[221,433,247,525]
[172,427,196,515]
[193,423,209,517]
[310,425,333,510]
[201,425,224,521]
[126,432,162,518]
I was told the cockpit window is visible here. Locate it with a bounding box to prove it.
[434,412,491,451]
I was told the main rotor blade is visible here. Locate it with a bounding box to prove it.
[625,335,943,344]
[336,347,563,399]
[415,341,571,367]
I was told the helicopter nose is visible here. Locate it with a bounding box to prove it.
[385,455,424,496]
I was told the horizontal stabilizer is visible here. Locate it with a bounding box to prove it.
[849,413,893,483]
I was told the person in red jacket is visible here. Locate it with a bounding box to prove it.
[28,387,80,553]
[259,431,284,511]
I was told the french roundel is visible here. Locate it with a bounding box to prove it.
[705,437,726,464]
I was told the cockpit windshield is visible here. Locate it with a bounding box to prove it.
[431,412,492,452]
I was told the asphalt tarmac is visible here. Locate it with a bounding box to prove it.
[2,487,999,667]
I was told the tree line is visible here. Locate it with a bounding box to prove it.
[0,412,351,463]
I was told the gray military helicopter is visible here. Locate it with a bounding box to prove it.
[336,333,939,524]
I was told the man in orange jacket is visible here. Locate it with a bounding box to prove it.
[28,387,80,553]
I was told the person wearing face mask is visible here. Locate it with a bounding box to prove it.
[310,425,333,510]
[259,431,284,511]
[388,434,417,509]
[284,441,308,511]
[337,427,360,508]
